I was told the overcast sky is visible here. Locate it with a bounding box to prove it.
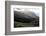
[14,5,42,16]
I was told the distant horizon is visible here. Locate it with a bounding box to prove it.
[13,5,41,17]
[14,8,39,16]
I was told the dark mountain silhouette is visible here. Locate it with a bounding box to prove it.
[14,11,39,23]
[14,11,39,27]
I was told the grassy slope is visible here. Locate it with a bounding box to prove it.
[14,17,39,28]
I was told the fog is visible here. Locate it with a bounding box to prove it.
[14,8,39,16]
[13,5,42,17]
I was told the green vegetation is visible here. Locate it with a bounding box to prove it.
[14,18,39,28]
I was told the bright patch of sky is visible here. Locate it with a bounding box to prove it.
[13,5,42,16]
